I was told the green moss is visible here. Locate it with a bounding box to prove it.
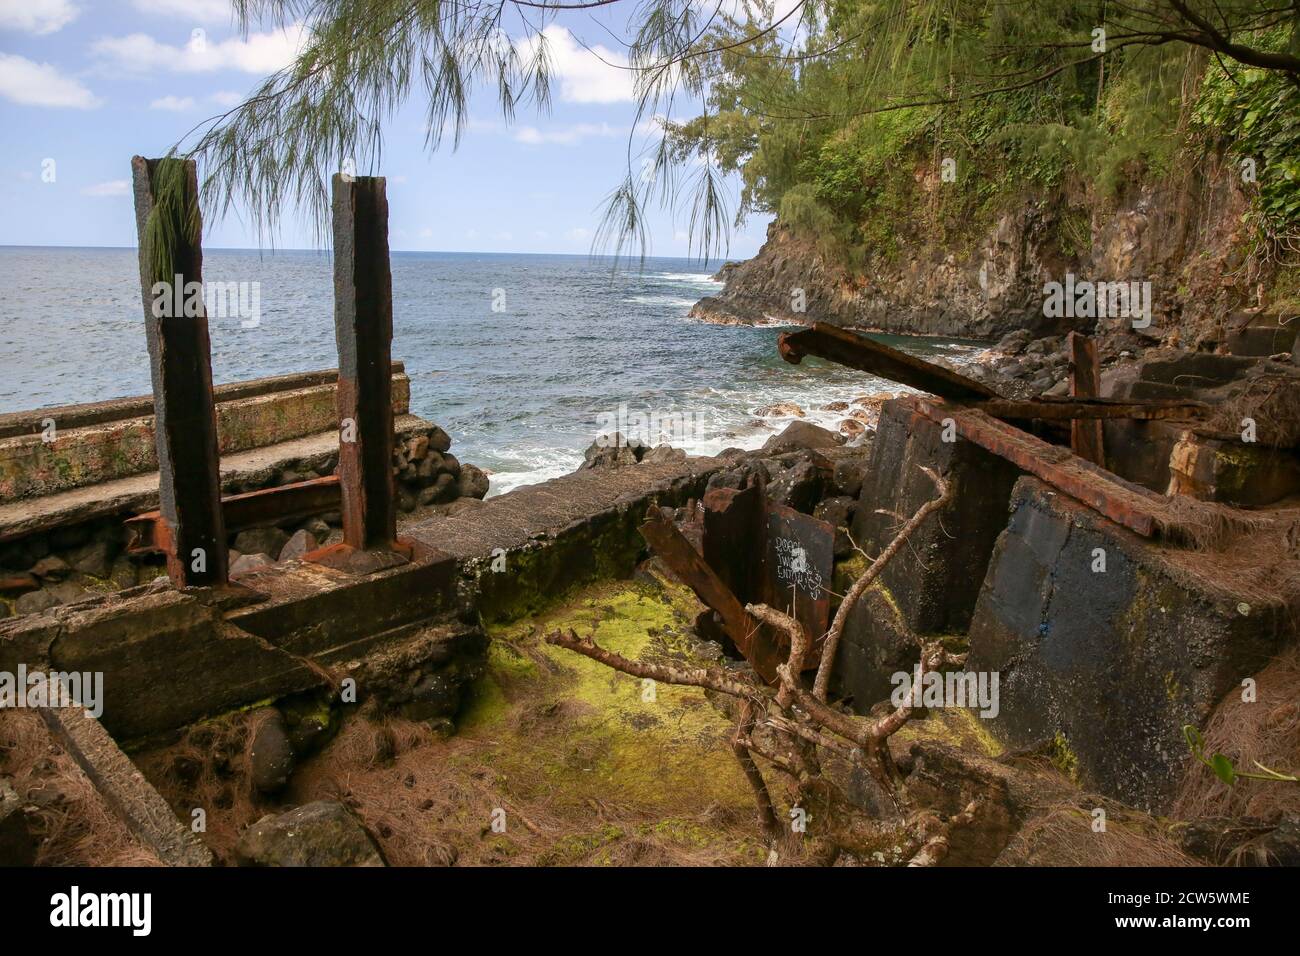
[458,578,756,821]
[1051,730,1080,782]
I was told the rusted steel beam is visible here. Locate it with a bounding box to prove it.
[638,507,782,684]
[332,173,400,553]
[975,397,1207,422]
[1068,332,1106,467]
[778,322,998,401]
[130,156,228,588]
[912,397,1162,536]
[125,476,341,555]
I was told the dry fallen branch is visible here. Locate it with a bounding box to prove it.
[544,465,963,859]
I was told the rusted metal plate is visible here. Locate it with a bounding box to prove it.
[760,503,834,666]
[1068,332,1106,468]
[701,484,762,602]
[130,156,228,587]
[638,507,782,684]
[332,173,399,552]
[126,476,342,554]
[912,397,1162,537]
[778,322,998,401]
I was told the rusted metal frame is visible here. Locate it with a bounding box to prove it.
[331,174,403,555]
[638,507,783,684]
[130,156,228,587]
[126,476,341,555]
[1069,331,1106,467]
[976,397,1207,422]
[778,322,998,401]
[911,397,1161,537]
[758,502,834,668]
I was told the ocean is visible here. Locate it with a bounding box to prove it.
[0,246,983,496]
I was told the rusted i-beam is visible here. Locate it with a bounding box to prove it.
[130,156,228,588]
[332,173,400,553]
[911,397,1164,536]
[779,322,998,401]
[638,507,782,683]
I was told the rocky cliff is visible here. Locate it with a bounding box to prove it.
[693,149,1280,348]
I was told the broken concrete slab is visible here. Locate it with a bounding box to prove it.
[38,703,212,866]
[965,477,1289,813]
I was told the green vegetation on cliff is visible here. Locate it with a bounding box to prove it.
[666,1,1300,267]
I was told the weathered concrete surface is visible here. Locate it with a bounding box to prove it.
[966,477,1289,812]
[0,589,327,741]
[1103,417,1300,506]
[39,704,212,865]
[405,455,724,622]
[0,413,430,543]
[0,367,409,501]
[851,398,1022,633]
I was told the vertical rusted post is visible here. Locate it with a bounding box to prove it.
[131,156,228,588]
[332,173,401,553]
[1068,331,1106,469]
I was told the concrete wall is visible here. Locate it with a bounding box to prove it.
[0,365,409,501]
[966,477,1289,812]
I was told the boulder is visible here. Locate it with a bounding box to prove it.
[236,800,386,867]
[69,540,116,579]
[248,709,295,795]
[641,445,687,465]
[456,463,490,500]
[765,459,822,514]
[278,529,317,563]
[0,573,39,597]
[30,556,70,582]
[230,553,275,576]
[755,402,806,418]
[762,421,843,454]
[15,589,61,615]
[582,433,647,470]
[233,527,290,561]
[813,496,857,557]
[428,426,452,453]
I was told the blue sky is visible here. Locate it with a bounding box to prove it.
[0,0,772,257]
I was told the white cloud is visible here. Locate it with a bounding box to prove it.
[131,0,233,22]
[0,53,101,108]
[209,89,243,107]
[0,0,79,35]
[565,227,591,242]
[82,179,129,196]
[91,21,307,75]
[514,122,619,146]
[150,94,195,110]
[516,26,633,104]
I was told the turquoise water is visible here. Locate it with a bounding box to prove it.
[0,246,982,495]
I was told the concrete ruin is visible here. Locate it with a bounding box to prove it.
[3,158,1298,868]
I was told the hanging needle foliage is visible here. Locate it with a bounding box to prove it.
[171,0,1300,262]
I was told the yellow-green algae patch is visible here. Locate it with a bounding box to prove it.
[452,576,766,862]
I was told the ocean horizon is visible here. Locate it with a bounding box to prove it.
[0,245,983,496]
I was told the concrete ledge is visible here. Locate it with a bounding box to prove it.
[966,476,1289,812]
[0,413,430,543]
[39,704,212,866]
[405,456,724,622]
[0,367,409,501]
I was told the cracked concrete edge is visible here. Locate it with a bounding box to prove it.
[38,704,213,867]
